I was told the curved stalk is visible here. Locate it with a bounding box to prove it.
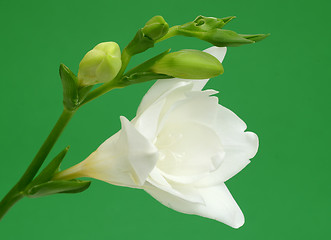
[0,108,75,220]
[155,26,179,43]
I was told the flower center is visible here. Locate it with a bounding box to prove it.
[155,121,224,177]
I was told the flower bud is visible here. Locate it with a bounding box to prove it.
[150,49,223,79]
[78,42,122,86]
[239,33,271,43]
[142,16,169,41]
[180,15,235,32]
[174,15,269,47]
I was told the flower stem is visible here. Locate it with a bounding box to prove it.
[0,108,75,221]
[155,26,179,43]
[1,40,135,221]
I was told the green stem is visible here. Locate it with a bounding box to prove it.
[0,108,75,221]
[81,49,131,106]
[155,26,179,43]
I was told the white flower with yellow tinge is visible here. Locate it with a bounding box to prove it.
[55,46,258,228]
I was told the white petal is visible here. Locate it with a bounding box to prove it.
[163,92,220,128]
[79,116,158,187]
[137,79,192,115]
[162,91,258,184]
[120,117,159,185]
[155,121,223,177]
[202,106,259,183]
[144,182,244,228]
[132,97,166,142]
[147,168,204,203]
[203,46,227,63]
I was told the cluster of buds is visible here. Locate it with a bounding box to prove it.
[73,15,268,87]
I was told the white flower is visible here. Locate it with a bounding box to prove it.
[55,46,258,228]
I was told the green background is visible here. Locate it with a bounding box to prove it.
[0,0,330,239]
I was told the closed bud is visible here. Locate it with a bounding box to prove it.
[142,16,169,41]
[78,42,122,86]
[180,15,235,32]
[200,29,255,47]
[175,15,269,47]
[151,49,223,79]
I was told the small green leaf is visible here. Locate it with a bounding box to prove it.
[28,147,70,187]
[120,49,172,85]
[121,72,172,85]
[26,180,91,198]
[78,85,93,103]
[59,63,79,110]
[221,16,236,25]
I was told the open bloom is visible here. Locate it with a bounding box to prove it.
[55,46,258,228]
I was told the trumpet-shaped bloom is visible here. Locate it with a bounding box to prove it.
[56,46,258,228]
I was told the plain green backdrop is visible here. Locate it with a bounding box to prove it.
[0,0,330,239]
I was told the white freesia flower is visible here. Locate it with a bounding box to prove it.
[55,46,258,228]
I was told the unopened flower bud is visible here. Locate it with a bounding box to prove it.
[174,15,269,47]
[142,16,169,41]
[151,49,223,79]
[78,42,122,86]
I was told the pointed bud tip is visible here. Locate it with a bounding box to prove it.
[221,16,236,24]
[241,33,270,43]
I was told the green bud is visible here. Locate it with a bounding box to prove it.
[151,49,223,79]
[172,15,269,47]
[78,42,122,86]
[126,16,169,56]
[142,16,169,41]
[200,29,255,47]
[180,15,235,32]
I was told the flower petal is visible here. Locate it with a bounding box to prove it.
[144,182,244,228]
[120,117,159,185]
[204,46,227,63]
[79,116,159,187]
[160,90,258,184]
[155,121,223,177]
[147,168,204,203]
[199,106,259,184]
[132,97,166,142]
[137,79,191,115]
